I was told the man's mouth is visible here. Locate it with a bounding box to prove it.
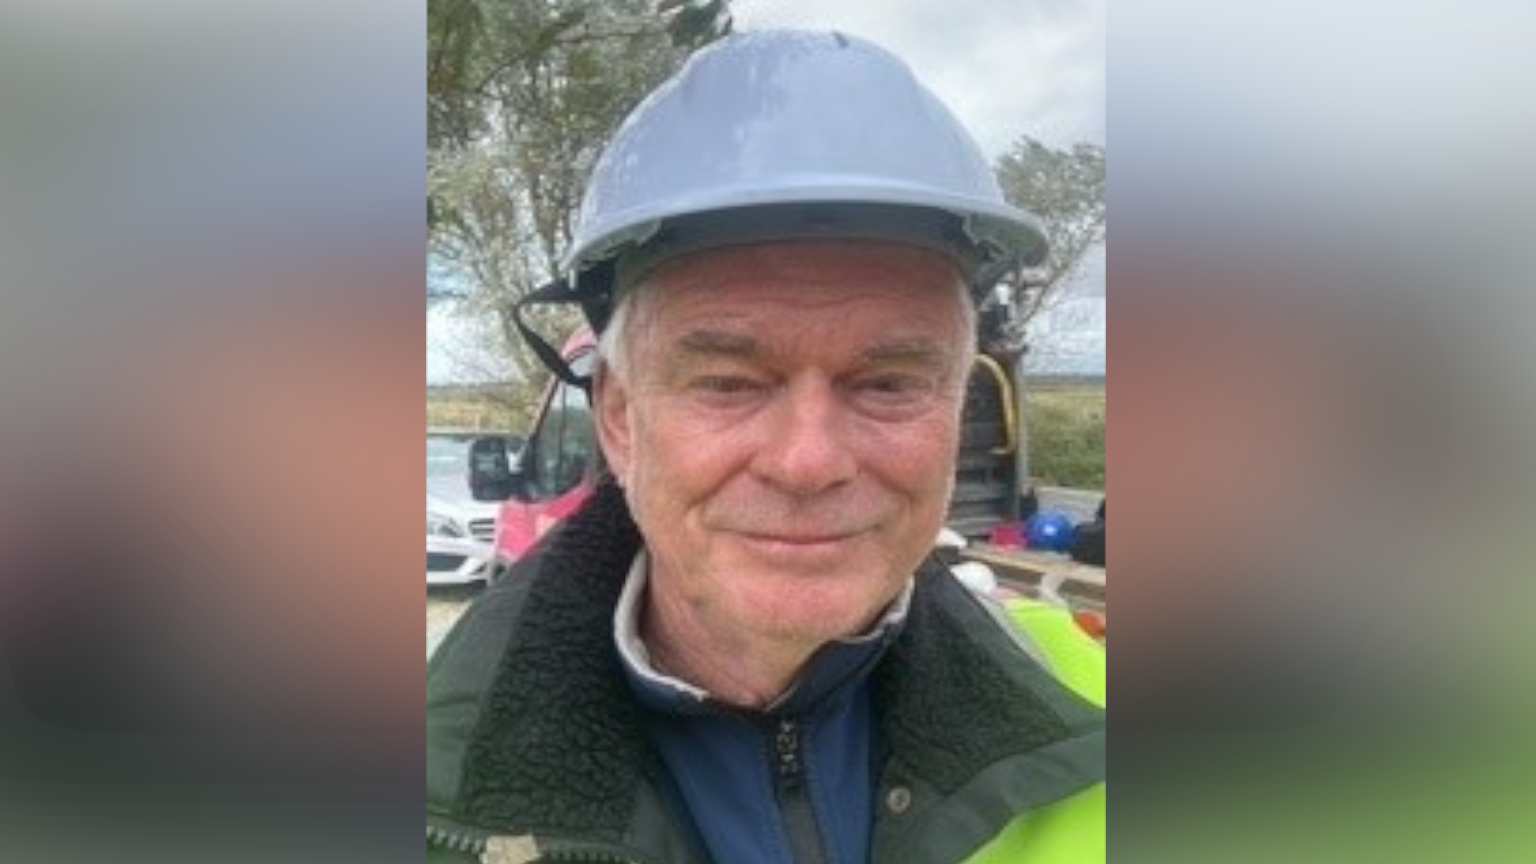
[733,528,871,554]
[746,533,850,545]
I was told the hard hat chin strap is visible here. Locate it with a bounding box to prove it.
[512,279,592,391]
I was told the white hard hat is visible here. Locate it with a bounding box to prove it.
[565,29,1048,330]
[935,527,969,550]
[950,561,1000,596]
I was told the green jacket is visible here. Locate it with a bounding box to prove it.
[427,482,1105,864]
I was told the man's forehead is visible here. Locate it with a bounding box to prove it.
[639,239,964,295]
[613,240,974,367]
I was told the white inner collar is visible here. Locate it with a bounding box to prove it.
[612,551,915,704]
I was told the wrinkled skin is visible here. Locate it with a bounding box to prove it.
[596,241,973,707]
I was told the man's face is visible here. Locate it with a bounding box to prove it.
[596,241,972,655]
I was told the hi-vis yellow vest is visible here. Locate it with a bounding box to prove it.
[964,599,1106,864]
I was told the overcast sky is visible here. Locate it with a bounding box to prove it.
[731,0,1105,158]
[429,0,1105,383]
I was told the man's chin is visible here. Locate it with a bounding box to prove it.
[732,576,894,636]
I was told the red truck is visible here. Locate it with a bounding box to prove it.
[465,328,602,575]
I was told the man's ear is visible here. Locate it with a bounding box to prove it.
[593,361,632,485]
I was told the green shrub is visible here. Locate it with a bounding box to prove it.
[1027,386,1106,490]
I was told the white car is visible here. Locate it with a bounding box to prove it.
[428,432,507,586]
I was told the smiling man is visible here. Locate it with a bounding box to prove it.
[427,30,1104,864]
[598,241,975,710]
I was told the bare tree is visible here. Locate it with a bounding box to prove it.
[992,137,1106,351]
[427,0,731,386]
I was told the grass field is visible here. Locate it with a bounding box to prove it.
[1027,382,1106,491]
[427,383,530,431]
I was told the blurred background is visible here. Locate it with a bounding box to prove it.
[2,0,1534,862]
[0,2,425,862]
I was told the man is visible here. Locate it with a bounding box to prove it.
[428,30,1104,864]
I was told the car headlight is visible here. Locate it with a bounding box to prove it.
[428,511,463,538]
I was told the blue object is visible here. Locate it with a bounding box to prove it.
[1026,511,1077,553]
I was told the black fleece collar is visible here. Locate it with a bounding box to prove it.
[457,480,645,841]
[873,560,1104,795]
[452,479,1103,836]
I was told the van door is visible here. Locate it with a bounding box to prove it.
[490,348,601,567]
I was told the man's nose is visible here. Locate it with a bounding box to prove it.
[751,378,857,496]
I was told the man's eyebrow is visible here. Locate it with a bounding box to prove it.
[673,329,763,359]
[860,337,957,367]
[663,330,765,380]
[666,330,957,371]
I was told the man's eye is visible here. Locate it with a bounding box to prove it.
[856,374,930,398]
[849,374,944,417]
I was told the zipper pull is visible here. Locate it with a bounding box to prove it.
[775,718,803,786]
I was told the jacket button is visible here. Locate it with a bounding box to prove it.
[885,785,913,815]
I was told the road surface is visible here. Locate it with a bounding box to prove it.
[428,585,479,658]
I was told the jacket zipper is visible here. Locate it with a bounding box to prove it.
[773,718,831,864]
[426,822,490,858]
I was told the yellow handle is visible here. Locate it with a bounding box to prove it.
[974,354,1018,457]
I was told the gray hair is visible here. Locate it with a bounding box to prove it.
[595,286,639,385]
